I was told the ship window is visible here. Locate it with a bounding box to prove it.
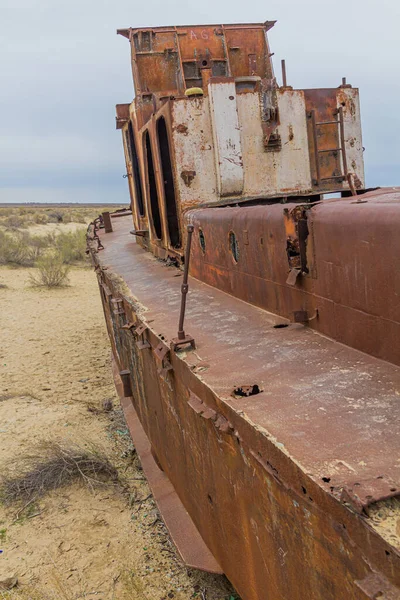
[157,117,181,248]
[183,61,202,88]
[126,122,145,217]
[144,130,162,239]
[229,231,239,262]
[212,61,227,77]
[199,228,205,253]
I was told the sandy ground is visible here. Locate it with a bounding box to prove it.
[0,266,235,600]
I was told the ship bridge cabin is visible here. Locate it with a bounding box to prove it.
[116,21,365,260]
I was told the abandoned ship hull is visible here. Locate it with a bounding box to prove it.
[88,201,400,600]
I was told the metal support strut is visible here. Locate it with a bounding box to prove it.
[171,225,196,351]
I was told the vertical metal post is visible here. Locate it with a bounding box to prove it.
[310,110,321,186]
[172,225,196,351]
[178,225,194,339]
[281,60,287,87]
[338,106,349,177]
[102,211,113,233]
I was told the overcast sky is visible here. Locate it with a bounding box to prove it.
[1,0,399,204]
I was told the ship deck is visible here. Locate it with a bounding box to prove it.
[96,215,400,508]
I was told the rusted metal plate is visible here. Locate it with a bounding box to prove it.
[355,572,400,599]
[90,214,400,600]
[304,89,342,188]
[187,189,400,366]
[113,365,223,574]
[115,103,130,129]
[118,23,275,97]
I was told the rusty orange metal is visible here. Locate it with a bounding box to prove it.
[187,188,400,366]
[87,19,400,600]
[87,207,400,599]
[116,22,365,263]
[117,22,275,98]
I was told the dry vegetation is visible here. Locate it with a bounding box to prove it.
[0,442,120,506]
[0,205,125,287]
[0,205,238,600]
[0,205,124,230]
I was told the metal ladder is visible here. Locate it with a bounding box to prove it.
[309,106,348,186]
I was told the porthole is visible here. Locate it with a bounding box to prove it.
[199,228,206,253]
[229,231,239,263]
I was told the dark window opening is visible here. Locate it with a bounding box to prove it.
[144,131,162,239]
[199,228,206,253]
[286,212,309,273]
[126,122,145,217]
[183,61,202,88]
[229,231,239,262]
[157,118,181,248]
[212,60,227,76]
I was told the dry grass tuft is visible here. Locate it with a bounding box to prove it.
[29,253,70,288]
[0,442,119,506]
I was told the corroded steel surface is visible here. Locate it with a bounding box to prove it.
[113,364,222,574]
[116,21,365,261]
[87,214,400,600]
[188,188,400,366]
[117,22,275,97]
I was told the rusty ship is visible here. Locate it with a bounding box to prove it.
[87,21,400,600]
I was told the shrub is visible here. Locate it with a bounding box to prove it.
[55,229,87,263]
[4,214,29,229]
[46,210,64,223]
[0,230,40,266]
[29,253,70,287]
[33,212,49,225]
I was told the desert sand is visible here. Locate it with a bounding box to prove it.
[0,265,234,600]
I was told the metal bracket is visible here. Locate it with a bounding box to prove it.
[154,341,170,362]
[134,323,150,350]
[137,339,151,350]
[159,360,173,382]
[293,309,319,323]
[188,391,217,421]
[134,323,147,337]
[110,298,125,315]
[121,321,137,332]
[154,341,174,381]
[171,334,196,352]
